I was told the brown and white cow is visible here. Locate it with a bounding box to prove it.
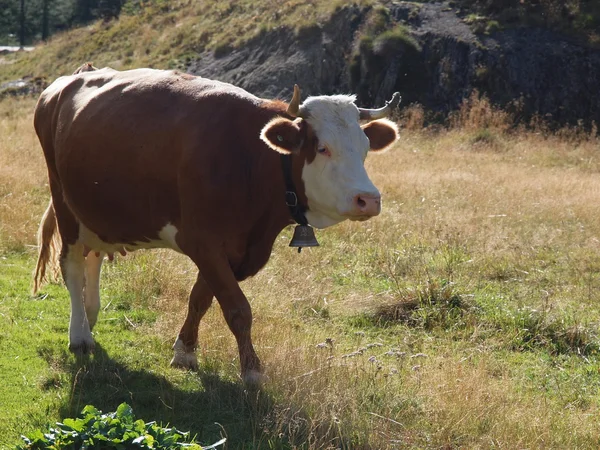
[33,64,399,383]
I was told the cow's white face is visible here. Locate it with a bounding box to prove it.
[260,95,399,229]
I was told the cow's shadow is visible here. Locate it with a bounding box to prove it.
[40,343,292,448]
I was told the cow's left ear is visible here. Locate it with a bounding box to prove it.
[260,117,305,154]
[362,119,399,152]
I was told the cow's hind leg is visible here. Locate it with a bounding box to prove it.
[84,251,105,330]
[61,241,95,354]
[171,273,213,370]
[50,186,95,354]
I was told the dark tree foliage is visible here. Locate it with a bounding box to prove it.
[0,0,125,46]
[97,0,123,20]
[0,0,22,45]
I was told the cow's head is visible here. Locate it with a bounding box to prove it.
[260,85,400,229]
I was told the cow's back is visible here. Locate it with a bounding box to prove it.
[34,67,266,244]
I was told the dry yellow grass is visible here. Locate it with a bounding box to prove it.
[2,93,600,447]
[0,97,48,252]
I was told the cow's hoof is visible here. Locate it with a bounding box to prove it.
[170,339,198,370]
[242,370,268,386]
[69,338,95,355]
[170,352,199,371]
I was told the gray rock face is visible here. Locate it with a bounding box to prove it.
[188,7,363,102]
[186,2,600,125]
[0,75,45,98]
[479,29,600,124]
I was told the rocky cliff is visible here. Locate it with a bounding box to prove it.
[187,2,600,126]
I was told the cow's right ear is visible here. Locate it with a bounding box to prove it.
[260,117,305,154]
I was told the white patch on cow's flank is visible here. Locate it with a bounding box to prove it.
[78,222,182,254]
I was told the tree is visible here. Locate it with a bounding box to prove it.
[0,0,125,45]
[74,0,97,23]
[97,0,123,20]
[41,0,50,40]
[19,0,25,47]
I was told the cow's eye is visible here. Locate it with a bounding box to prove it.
[317,147,330,156]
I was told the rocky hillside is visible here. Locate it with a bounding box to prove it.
[2,1,598,126]
[188,2,600,126]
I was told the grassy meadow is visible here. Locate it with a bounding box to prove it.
[1,92,600,448]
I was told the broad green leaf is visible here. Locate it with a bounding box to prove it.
[134,419,146,433]
[81,405,100,417]
[18,403,212,449]
[116,402,134,423]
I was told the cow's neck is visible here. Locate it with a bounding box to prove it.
[280,153,308,226]
[228,133,301,280]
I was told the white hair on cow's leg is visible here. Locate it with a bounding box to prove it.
[242,369,268,385]
[64,242,95,353]
[83,251,104,330]
[170,338,199,370]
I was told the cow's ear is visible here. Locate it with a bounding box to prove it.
[362,119,399,152]
[260,117,305,154]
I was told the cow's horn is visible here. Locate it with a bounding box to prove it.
[287,84,301,117]
[358,92,402,121]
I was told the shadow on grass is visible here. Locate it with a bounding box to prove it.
[37,343,287,449]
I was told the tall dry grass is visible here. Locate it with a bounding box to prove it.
[2,93,600,447]
[0,97,48,252]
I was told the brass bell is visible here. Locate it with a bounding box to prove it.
[289,225,319,253]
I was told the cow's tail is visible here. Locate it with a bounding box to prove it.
[33,199,62,294]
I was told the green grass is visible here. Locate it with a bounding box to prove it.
[4,221,600,447]
[0,253,247,448]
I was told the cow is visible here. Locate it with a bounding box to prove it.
[32,64,400,383]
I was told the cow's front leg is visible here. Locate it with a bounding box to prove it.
[186,245,262,384]
[219,287,262,384]
[171,273,213,370]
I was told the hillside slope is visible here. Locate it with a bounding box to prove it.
[1,0,599,125]
[188,2,600,125]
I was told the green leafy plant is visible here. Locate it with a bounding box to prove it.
[18,403,226,450]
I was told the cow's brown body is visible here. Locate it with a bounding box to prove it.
[33,65,399,382]
[36,67,296,269]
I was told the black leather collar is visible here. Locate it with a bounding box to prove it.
[280,154,308,226]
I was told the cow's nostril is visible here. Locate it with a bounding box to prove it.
[353,193,381,216]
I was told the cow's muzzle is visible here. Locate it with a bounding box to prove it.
[349,193,381,219]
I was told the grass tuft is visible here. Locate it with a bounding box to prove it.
[370,279,472,331]
[372,25,420,57]
[506,307,599,356]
